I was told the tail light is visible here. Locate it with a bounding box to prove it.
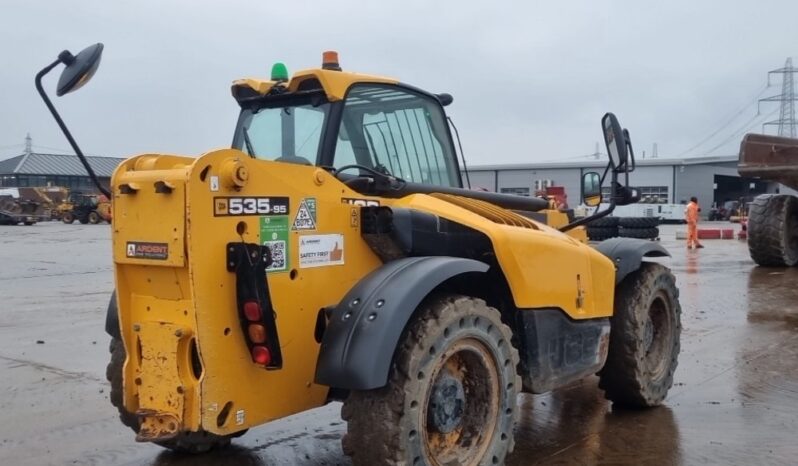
[248,324,267,343]
[243,300,262,321]
[227,242,283,369]
[252,346,271,365]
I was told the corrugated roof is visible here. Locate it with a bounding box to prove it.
[466,154,739,172]
[0,152,123,177]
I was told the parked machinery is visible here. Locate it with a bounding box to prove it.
[37,44,682,465]
[739,134,798,266]
[59,192,112,224]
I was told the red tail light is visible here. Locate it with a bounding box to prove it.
[252,346,271,365]
[248,324,267,343]
[243,300,262,321]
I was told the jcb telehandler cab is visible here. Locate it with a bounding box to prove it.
[37,44,681,465]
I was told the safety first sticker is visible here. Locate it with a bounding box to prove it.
[292,198,317,230]
[299,234,344,268]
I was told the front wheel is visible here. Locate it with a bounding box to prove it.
[88,211,100,224]
[106,338,234,453]
[62,212,75,224]
[598,263,681,407]
[341,294,520,466]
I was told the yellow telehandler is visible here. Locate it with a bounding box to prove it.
[37,44,681,465]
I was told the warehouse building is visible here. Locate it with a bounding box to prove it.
[0,151,122,192]
[464,155,783,213]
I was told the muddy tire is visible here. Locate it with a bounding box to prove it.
[747,194,798,266]
[88,211,101,224]
[598,263,681,408]
[106,338,232,453]
[341,294,520,466]
[62,212,75,224]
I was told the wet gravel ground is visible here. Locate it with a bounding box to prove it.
[1,222,796,465]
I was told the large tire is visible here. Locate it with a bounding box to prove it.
[106,338,233,453]
[747,194,798,266]
[598,263,681,407]
[88,211,101,224]
[619,227,659,239]
[599,263,682,408]
[62,212,75,224]
[588,216,619,228]
[619,217,660,228]
[341,294,520,466]
[587,226,619,241]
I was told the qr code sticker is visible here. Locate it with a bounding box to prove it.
[265,240,286,271]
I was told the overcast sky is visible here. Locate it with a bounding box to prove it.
[2,0,797,166]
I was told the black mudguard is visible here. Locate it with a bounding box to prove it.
[595,237,670,284]
[314,256,488,390]
[104,290,120,339]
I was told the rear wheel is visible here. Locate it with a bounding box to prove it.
[106,338,233,453]
[62,212,75,224]
[88,211,100,224]
[341,294,520,466]
[599,263,681,407]
[747,194,798,266]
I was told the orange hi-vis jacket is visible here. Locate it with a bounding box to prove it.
[685,201,699,224]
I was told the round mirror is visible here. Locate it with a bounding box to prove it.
[601,113,628,171]
[56,43,104,96]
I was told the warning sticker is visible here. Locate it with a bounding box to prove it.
[126,241,169,260]
[299,234,344,268]
[260,216,289,272]
[292,198,317,230]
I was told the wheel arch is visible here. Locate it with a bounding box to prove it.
[314,256,494,391]
[595,237,670,284]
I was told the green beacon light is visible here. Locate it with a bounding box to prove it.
[271,62,288,82]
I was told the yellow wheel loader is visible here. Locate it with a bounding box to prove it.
[37,44,681,465]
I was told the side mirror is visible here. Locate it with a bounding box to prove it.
[601,112,628,172]
[582,171,602,207]
[56,43,104,96]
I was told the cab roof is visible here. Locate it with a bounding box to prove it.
[231,68,398,103]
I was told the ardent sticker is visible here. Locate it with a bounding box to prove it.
[299,234,344,268]
[126,241,168,260]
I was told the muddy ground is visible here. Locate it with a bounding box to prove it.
[1,222,796,465]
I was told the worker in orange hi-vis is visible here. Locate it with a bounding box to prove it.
[685,196,704,249]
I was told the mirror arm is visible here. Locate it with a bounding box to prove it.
[560,165,618,232]
[35,60,111,198]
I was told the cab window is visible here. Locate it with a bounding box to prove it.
[334,85,459,187]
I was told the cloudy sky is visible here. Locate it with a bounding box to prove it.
[1,0,797,165]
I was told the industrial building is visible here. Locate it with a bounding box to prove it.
[0,151,122,192]
[464,155,784,214]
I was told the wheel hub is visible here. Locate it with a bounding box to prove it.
[428,371,465,434]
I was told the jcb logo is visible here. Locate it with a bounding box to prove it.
[214,197,290,217]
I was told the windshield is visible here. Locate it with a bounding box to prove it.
[334,85,460,187]
[233,96,330,164]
